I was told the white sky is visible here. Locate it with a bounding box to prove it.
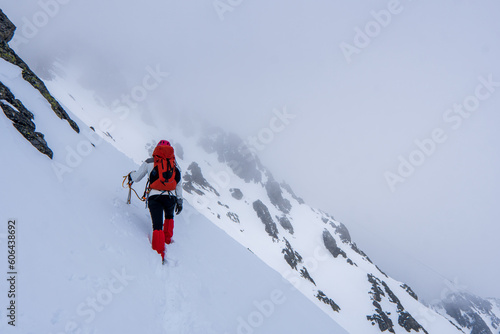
[2,0,499,301]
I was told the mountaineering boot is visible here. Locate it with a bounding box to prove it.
[164,218,174,244]
[151,230,165,262]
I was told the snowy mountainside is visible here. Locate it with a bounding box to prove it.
[0,53,348,333]
[43,64,470,333]
[1,8,498,331]
[433,292,500,334]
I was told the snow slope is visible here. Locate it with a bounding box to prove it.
[41,62,465,334]
[0,58,348,333]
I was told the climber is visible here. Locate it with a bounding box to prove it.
[127,140,183,263]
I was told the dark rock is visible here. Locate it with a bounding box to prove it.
[367,301,395,333]
[0,9,15,42]
[333,222,351,243]
[401,284,419,301]
[0,83,52,158]
[217,201,229,208]
[398,312,428,333]
[252,200,278,240]
[280,181,305,204]
[226,212,240,223]
[438,292,499,334]
[277,215,294,234]
[322,229,347,259]
[368,274,386,303]
[0,41,79,133]
[182,162,220,196]
[281,238,302,270]
[346,258,357,266]
[316,290,340,313]
[300,267,316,286]
[230,188,243,200]
[351,242,373,263]
[367,274,428,334]
[265,175,292,214]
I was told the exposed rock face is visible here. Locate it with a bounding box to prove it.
[252,200,278,240]
[282,238,302,270]
[0,9,15,42]
[277,215,294,234]
[281,181,305,204]
[300,267,316,285]
[333,222,351,243]
[182,162,220,196]
[0,42,79,133]
[0,10,79,159]
[265,175,292,214]
[316,290,341,313]
[401,284,419,301]
[367,274,428,334]
[226,212,240,223]
[437,292,500,334]
[229,188,243,200]
[0,81,53,158]
[322,229,347,259]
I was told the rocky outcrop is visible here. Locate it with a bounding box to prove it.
[0,9,79,159]
[316,290,340,313]
[333,222,351,243]
[230,188,243,200]
[265,175,292,214]
[401,283,419,301]
[226,212,240,223]
[281,181,305,204]
[0,42,79,133]
[436,292,500,334]
[300,267,316,285]
[322,229,347,259]
[277,215,294,234]
[252,200,278,240]
[281,238,302,270]
[0,81,53,158]
[367,274,428,334]
[182,162,220,196]
[0,9,15,42]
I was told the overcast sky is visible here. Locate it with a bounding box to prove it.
[2,0,499,301]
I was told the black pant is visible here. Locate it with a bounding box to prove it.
[148,195,176,231]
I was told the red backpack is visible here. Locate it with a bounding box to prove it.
[149,145,177,191]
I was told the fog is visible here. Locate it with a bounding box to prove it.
[2,0,499,301]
